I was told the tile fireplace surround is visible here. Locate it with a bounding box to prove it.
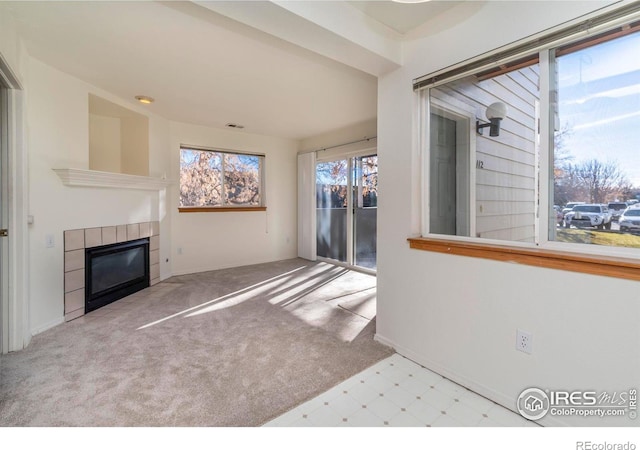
[63,221,160,321]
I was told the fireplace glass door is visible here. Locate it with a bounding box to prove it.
[85,239,150,312]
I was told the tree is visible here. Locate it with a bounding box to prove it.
[223,154,260,205]
[180,150,260,207]
[553,126,580,206]
[554,163,586,206]
[553,126,636,204]
[316,161,348,208]
[180,150,222,207]
[573,159,628,204]
[361,156,378,207]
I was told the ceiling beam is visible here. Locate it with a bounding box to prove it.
[193,0,402,76]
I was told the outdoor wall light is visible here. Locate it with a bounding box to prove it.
[476,102,508,137]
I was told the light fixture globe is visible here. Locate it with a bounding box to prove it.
[477,101,508,137]
[486,102,508,120]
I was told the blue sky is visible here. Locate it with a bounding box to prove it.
[557,31,640,186]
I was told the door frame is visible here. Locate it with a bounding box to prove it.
[423,92,477,238]
[0,81,7,353]
[315,147,377,274]
[0,52,28,354]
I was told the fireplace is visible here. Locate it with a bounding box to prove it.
[85,238,150,313]
[64,222,160,321]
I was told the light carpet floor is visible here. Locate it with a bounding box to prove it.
[0,259,393,426]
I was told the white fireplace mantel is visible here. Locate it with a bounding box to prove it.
[53,168,172,191]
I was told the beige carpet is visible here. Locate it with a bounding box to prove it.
[0,259,392,426]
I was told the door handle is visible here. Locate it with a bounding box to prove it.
[0,229,7,237]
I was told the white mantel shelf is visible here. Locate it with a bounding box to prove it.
[53,168,172,191]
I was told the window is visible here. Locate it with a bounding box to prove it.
[552,30,640,247]
[419,11,640,256]
[428,65,539,243]
[179,146,265,211]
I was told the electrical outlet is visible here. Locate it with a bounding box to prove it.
[45,234,55,248]
[516,329,533,354]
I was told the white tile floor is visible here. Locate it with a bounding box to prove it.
[264,353,539,427]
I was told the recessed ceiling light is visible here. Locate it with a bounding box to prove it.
[135,95,154,104]
[225,123,245,129]
[391,0,432,3]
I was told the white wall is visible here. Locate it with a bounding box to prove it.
[169,121,298,275]
[376,1,639,426]
[26,57,171,334]
[299,118,377,159]
[120,114,149,176]
[0,8,25,83]
[88,94,151,176]
[89,114,121,173]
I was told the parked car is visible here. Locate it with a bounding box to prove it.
[607,202,628,221]
[618,206,640,232]
[561,202,585,217]
[564,204,612,229]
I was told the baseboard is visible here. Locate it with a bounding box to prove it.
[169,255,305,278]
[316,257,376,276]
[373,333,572,427]
[31,317,65,336]
[373,332,396,350]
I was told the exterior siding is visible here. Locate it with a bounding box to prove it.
[433,66,540,242]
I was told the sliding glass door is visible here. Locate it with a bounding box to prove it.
[316,154,377,270]
[353,155,377,269]
[316,159,348,262]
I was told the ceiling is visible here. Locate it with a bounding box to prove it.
[347,1,463,34]
[2,1,463,141]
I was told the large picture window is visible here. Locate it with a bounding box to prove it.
[421,13,640,254]
[179,146,265,211]
[552,30,640,247]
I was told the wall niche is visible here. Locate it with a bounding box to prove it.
[89,94,149,176]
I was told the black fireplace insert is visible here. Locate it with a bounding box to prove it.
[85,238,150,313]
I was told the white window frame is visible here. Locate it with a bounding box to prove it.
[179,145,266,210]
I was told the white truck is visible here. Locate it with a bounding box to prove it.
[564,204,612,230]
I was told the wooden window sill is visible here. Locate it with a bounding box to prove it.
[179,207,266,213]
[408,236,640,282]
